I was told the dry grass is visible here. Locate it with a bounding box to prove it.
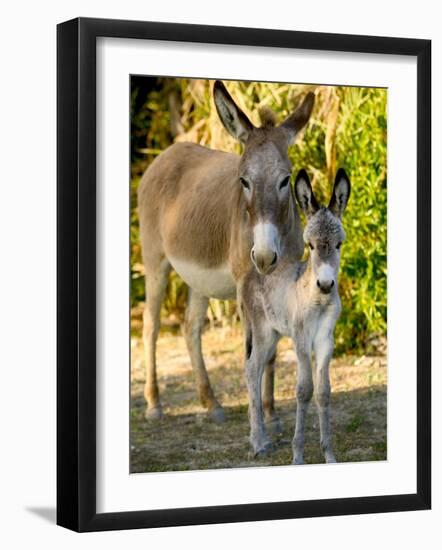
[130,326,387,473]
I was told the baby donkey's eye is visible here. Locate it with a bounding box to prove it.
[279,176,291,191]
[308,242,314,250]
[336,241,342,250]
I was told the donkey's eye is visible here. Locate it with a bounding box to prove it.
[336,242,342,250]
[239,177,250,190]
[279,176,290,191]
[308,242,314,250]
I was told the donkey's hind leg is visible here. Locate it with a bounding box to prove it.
[143,258,171,420]
[183,289,225,423]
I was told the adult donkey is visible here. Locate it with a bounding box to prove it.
[138,81,315,422]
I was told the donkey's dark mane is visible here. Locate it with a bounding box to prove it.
[258,106,277,128]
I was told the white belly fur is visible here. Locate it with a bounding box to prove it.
[169,257,236,299]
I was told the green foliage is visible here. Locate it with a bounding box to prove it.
[130,78,387,354]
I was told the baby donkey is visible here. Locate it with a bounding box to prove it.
[241,168,351,464]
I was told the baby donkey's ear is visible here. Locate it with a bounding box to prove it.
[328,168,351,218]
[295,169,319,218]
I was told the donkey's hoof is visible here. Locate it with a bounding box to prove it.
[325,454,337,464]
[292,456,305,465]
[249,442,273,460]
[209,406,226,424]
[265,416,283,436]
[145,406,163,421]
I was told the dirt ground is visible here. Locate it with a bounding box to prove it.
[130,326,387,473]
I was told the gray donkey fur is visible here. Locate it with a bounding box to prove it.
[240,168,351,464]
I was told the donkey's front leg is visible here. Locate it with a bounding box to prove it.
[183,289,225,423]
[314,333,336,463]
[262,351,283,435]
[292,346,314,465]
[245,326,276,457]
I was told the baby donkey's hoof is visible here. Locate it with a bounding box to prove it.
[249,442,274,460]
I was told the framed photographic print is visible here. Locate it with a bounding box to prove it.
[57,17,431,532]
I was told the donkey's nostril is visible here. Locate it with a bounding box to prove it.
[271,252,278,266]
[317,279,334,293]
[251,249,256,261]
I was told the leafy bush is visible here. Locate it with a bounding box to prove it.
[130,78,387,354]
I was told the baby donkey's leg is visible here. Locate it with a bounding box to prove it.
[245,322,278,457]
[314,331,336,463]
[292,346,313,465]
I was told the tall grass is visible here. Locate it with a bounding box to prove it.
[130,78,387,354]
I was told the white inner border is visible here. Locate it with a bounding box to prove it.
[96,37,417,513]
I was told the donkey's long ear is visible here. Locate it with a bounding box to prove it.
[328,168,351,218]
[295,169,319,218]
[280,92,315,144]
[213,81,254,144]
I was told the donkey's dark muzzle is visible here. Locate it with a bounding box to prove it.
[317,279,335,294]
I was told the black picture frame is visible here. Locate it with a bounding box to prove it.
[57,17,431,532]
